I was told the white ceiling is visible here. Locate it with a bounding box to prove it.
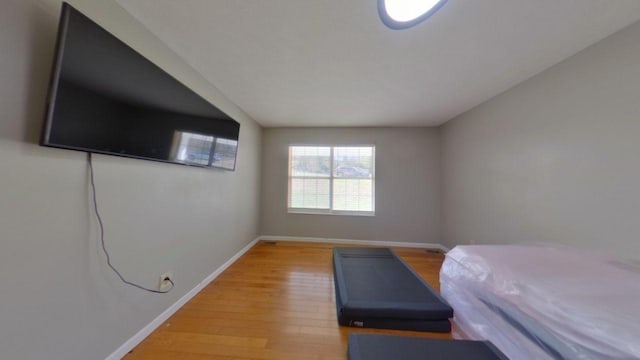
[115,0,640,127]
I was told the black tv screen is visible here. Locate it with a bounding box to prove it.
[41,3,240,170]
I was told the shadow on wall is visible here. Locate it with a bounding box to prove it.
[0,0,58,144]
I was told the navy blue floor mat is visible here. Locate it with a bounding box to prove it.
[348,334,509,360]
[333,247,453,332]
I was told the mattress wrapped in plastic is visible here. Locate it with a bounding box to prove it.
[440,245,640,360]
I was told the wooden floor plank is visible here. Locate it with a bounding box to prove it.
[124,241,451,359]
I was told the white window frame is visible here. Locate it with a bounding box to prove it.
[287,145,375,216]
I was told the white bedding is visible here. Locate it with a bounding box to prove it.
[440,245,640,360]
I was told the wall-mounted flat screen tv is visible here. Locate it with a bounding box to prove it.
[41,3,240,170]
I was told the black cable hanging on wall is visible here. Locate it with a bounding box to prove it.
[88,152,174,294]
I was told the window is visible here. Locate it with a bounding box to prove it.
[288,146,375,215]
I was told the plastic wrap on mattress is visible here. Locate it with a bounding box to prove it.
[440,245,640,360]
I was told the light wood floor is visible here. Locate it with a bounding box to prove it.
[124,241,451,359]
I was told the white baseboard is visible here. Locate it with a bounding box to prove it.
[258,235,450,253]
[105,237,260,360]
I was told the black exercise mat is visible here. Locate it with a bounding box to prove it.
[347,334,509,360]
[333,247,453,332]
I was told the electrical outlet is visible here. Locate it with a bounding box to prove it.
[159,272,173,292]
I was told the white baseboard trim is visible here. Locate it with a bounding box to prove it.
[105,236,260,360]
[258,235,450,253]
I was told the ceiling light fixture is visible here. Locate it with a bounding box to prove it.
[378,0,447,30]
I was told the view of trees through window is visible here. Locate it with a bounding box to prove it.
[288,146,374,213]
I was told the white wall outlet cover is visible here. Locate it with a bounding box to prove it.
[159,272,173,292]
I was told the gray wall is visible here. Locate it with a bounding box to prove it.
[261,128,441,244]
[0,0,261,359]
[440,20,640,259]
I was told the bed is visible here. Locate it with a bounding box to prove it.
[440,244,640,359]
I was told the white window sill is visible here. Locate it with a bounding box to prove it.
[288,208,375,217]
